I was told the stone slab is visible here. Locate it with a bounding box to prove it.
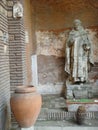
[66,99,98,111]
[67,104,98,111]
[34,120,98,127]
[21,126,34,130]
[34,127,98,130]
[62,127,98,130]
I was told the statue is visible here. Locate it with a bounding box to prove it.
[13,0,23,19]
[65,19,94,84]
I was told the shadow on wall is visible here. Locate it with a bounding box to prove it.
[0,104,11,130]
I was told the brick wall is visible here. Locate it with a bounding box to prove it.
[0,0,11,130]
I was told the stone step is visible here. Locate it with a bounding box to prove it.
[34,126,98,130]
[38,108,98,121]
[11,120,98,129]
[35,118,98,127]
[42,95,66,109]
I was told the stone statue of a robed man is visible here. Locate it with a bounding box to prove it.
[65,19,94,84]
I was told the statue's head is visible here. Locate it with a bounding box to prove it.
[15,0,20,4]
[74,19,81,24]
[73,19,82,30]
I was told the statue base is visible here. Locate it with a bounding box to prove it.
[66,81,98,111]
[66,83,94,99]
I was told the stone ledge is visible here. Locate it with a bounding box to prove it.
[66,99,98,111]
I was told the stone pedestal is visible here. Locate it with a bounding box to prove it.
[66,83,98,99]
[66,81,98,111]
[21,126,34,130]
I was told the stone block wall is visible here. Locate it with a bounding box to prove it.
[0,0,10,129]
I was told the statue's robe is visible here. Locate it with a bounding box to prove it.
[65,28,94,82]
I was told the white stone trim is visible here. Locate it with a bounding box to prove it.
[31,55,38,86]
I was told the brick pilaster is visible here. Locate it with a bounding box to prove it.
[8,0,27,92]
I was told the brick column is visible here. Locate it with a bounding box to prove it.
[8,0,27,92]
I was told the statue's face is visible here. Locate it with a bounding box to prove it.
[74,20,82,30]
[74,22,81,30]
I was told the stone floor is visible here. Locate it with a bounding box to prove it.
[36,94,98,126]
[35,119,98,127]
[11,94,98,130]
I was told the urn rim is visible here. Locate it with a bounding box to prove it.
[15,85,36,93]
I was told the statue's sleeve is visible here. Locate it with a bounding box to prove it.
[87,35,94,65]
[65,35,71,74]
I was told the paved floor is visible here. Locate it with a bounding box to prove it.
[11,94,98,130]
[37,95,98,126]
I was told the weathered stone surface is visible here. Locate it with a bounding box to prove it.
[37,55,66,84]
[0,5,7,16]
[66,84,93,99]
[7,1,13,7]
[32,1,98,95]
[36,83,65,95]
[32,0,98,30]
[0,30,3,37]
[36,28,98,61]
[8,17,27,91]
[73,90,88,99]
[2,0,7,5]
[36,30,68,57]
[0,1,11,130]
[67,104,98,112]
[7,11,12,17]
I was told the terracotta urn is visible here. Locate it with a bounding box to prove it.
[10,85,42,128]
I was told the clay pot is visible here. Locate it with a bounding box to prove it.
[76,106,86,125]
[10,85,42,128]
